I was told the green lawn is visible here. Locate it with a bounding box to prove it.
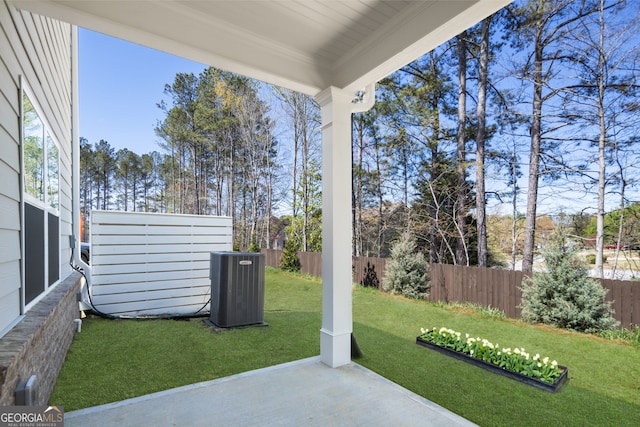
[50,268,640,426]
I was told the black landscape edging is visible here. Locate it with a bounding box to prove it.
[416,336,569,393]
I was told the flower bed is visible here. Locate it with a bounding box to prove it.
[417,327,568,392]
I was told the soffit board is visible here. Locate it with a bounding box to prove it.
[10,0,511,96]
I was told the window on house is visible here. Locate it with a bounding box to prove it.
[22,86,60,307]
[47,134,59,210]
[23,95,44,202]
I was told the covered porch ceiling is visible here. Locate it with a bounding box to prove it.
[11,0,512,369]
[11,0,511,97]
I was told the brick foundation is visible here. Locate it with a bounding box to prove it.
[0,271,82,405]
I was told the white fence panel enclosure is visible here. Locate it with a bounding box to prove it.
[89,211,233,317]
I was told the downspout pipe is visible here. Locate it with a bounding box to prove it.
[71,25,91,283]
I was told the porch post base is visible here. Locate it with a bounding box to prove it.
[320,328,351,368]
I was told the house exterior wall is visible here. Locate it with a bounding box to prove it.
[0,1,79,405]
[90,211,233,317]
[0,0,73,334]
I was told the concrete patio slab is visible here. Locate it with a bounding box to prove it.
[65,356,476,426]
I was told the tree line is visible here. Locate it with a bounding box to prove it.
[351,0,639,275]
[80,0,640,276]
[80,69,282,251]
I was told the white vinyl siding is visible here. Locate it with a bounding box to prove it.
[0,0,72,333]
[90,211,233,317]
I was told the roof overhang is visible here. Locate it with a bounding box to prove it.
[11,0,511,96]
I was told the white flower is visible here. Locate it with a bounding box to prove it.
[416,327,562,377]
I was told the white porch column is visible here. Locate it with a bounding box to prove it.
[315,87,355,368]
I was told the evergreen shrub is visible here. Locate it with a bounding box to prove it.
[520,228,618,333]
[382,232,430,299]
[248,236,260,253]
[585,253,607,264]
[280,238,301,273]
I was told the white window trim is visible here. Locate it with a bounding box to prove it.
[20,77,62,313]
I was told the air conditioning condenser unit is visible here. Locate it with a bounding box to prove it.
[209,252,266,328]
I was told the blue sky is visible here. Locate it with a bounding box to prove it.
[77,27,636,216]
[79,28,207,154]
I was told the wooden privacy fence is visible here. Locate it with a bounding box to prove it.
[263,250,323,277]
[262,249,639,328]
[601,278,639,329]
[262,250,387,286]
[429,263,525,319]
